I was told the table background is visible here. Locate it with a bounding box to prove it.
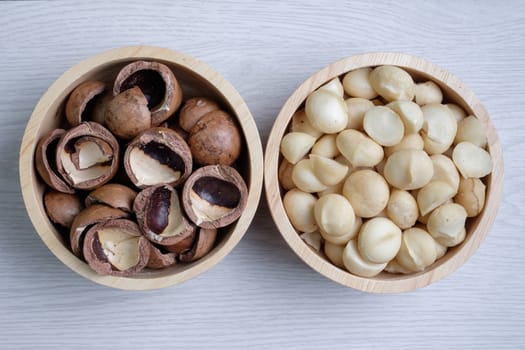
[1,1,524,349]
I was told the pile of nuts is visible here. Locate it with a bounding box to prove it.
[35,60,248,277]
[279,65,492,277]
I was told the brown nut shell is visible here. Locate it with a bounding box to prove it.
[188,110,242,166]
[35,129,74,193]
[163,228,197,253]
[133,184,196,246]
[65,80,106,127]
[55,122,119,191]
[179,97,220,132]
[124,127,192,189]
[182,165,248,229]
[114,60,182,125]
[146,245,178,269]
[85,183,137,213]
[105,86,151,140]
[83,219,150,276]
[44,191,84,228]
[69,204,130,258]
[179,227,218,262]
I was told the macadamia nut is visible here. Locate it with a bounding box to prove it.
[292,159,328,193]
[427,203,467,247]
[455,116,488,148]
[300,231,322,252]
[318,78,344,97]
[342,68,378,99]
[305,90,348,133]
[343,240,387,277]
[358,217,402,264]
[343,169,389,218]
[386,101,424,134]
[278,159,295,190]
[369,65,415,102]
[396,227,437,272]
[324,241,345,268]
[310,154,349,186]
[430,154,460,192]
[345,98,375,129]
[363,106,405,146]
[446,103,467,122]
[383,149,434,190]
[311,134,339,158]
[421,104,457,155]
[280,132,316,164]
[291,109,323,139]
[454,177,486,217]
[336,129,384,168]
[314,194,355,237]
[283,189,318,233]
[384,133,424,158]
[386,189,419,229]
[415,81,443,105]
[417,180,456,216]
[452,141,493,178]
[320,216,362,244]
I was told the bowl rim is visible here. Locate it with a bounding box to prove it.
[264,52,504,293]
[19,45,264,290]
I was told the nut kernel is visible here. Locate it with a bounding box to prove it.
[343,169,389,218]
[283,189,318,233]
[314,194,355,237]
[358,217,402,264]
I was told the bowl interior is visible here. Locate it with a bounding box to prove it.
[265,52,503,292]
[20,46,263,289]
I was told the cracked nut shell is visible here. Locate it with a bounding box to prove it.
[147,244,178,269]
[179,227,218,262]
[55,122,119,190]
[85,183,137,213]
[182,165,248,229]
[65,80,106,127]
[44,190,84,228]
[35,129,74,193]
[83,218,150,276]
[114,60,182,126]
[124,127,192,189]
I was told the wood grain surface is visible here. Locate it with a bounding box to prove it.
[1,0,524,349]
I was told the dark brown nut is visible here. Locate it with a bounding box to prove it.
[55,122,119,191]
[146,245,178,269]
[44,190,83,228]
[182,165,248,229]
[179,227,217,262]
[35,129,74,194]
[134,184,196,246]
[83,218,150,276]
[124,127,192,189]
[85,184,137,213]
[65,80,106,127]
[69,204,130,258]
[105,86,151,140]
[113,60,182,126]
[188,110,242,166]
[179,97,220,132]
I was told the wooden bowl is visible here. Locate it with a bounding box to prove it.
[264,52,503,293]
[20,46,263,290]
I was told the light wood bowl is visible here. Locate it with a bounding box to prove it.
[20,46,263,290]
[265,52,503,293]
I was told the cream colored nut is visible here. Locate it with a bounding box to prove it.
[369,65,415,102]
[396,227,438,272]
[452,141,493,178]
[383,149,433,190]
[320,216,362,244]
[291,109,323,139]
[280,132,316,164]
[430,154,460,192]
[314,194,355,237]
[358,217,402,264]
[317,182,344,197]
[421,104,457,154]
[363,106,405,146]
[343,169,389,218]
[455,116,488,148]
[292,159,328,193]
[446,103,467,122]
[384,259,413,274]
[318,78,344,97]
[310,154,349,186]
[343,240,387,277]
[375,158,386,176]
[427,203,468,247]
[342,68,378,99]
[278,158,296,190]
[386,100,424,134]
[300,231,322,252]
[345,97,375,129]
[336,129,384,168]
[434,239,448,259]
[305,90,348,133]
[384,133,424,158]
[386,189,418,229]
[417,180,456,216]
[455,177,486,217]
[334,154,352,167]
[311,134,339,158]
[415,81,443,105]
[283,189,318,233]
[324,241,345,268]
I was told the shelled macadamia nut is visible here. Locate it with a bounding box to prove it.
[344,98,375,130]
[396,227,438,272]
[446,103,467,122]
[430,154,460,192]
[415,81,443,106]
[280,132,316,164]
[454,178,486,217]
[383,149,434,190]
[386,101,424,134]
[318,78,344,97]
[336,129,384,168]
[305,89,348,133]
[421,104,458,155]
[384,259,413,274]
[314,194,355,237]
[342,68,378,100]
[384,133,424,158]
[299,231,322,252]
[369,65,415,102]
[427,203,468,247]
[324,242,346,268]
[291,158,328,193]
[317,182,344,198]
[417,180,456,216]
[343,240,387,277]
[363,106,405,146]
[452,141,493,178]
[320,216,362,245]
[455,116,488,148]
[343,169,389,218]
[278,159,296,191]
[386,189,418,229]
[283,189,318,233]
[310,154,348,186]
[311,134,339,158]
[358,217,402,264]
[290,109,323,139]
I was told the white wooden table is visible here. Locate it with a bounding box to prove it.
[1,1,524,348]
